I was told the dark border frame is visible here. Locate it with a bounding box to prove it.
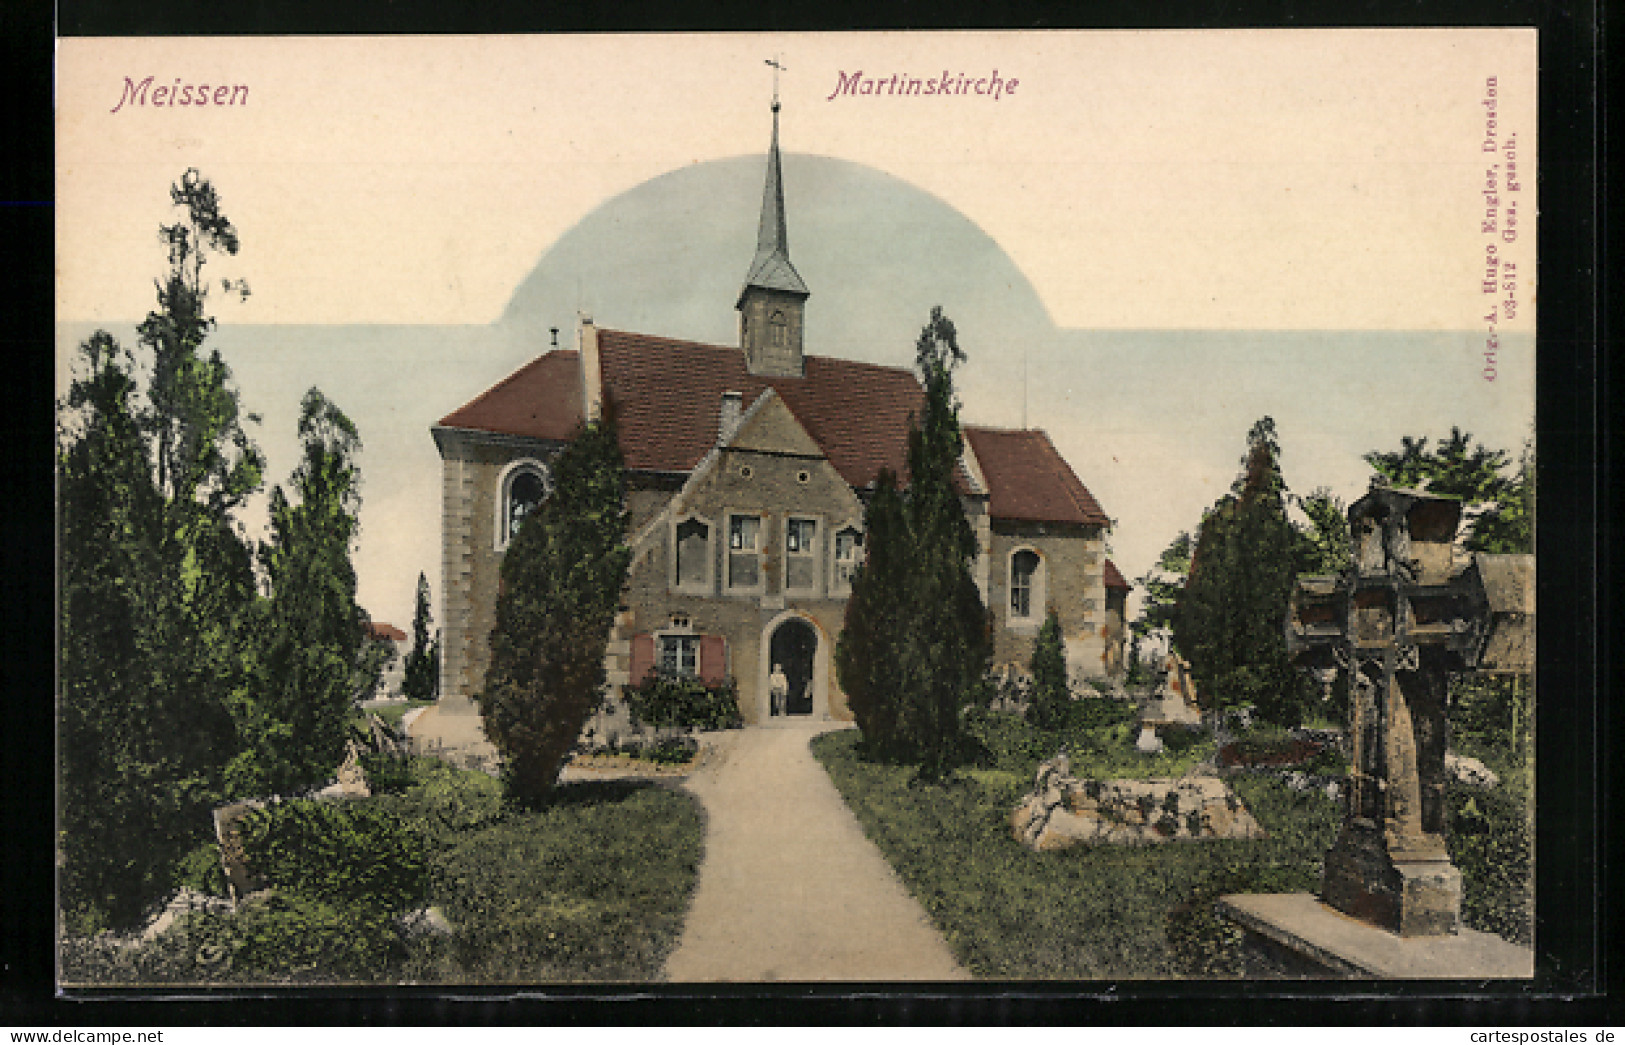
[13,0,1612,1026]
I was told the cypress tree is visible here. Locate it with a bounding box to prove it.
[228,389,366,796]
[837,471,909,757]
[1027,609,1069,731]
[477,414,632,805]
[57,171,260,930]
[402,572,438,702]
[836,307,990,778]
[1177,417,1304,727]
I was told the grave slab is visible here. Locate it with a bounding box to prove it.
[1217,892,1532,979]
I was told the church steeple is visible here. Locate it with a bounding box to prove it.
[737,85,809,377]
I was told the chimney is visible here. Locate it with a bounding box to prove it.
[718,391,744,444]
[577,312,602,423]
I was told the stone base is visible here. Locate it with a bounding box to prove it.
[1321,821,1461,936]
[1218,893,1533,979]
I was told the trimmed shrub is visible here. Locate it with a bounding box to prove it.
[226,894,404,977]
[622,671,742,732]
[1447,780,1533,945]
[238,799,428,914]
[359,751,417,795]
[175,840,231,899]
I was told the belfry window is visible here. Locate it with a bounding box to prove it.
[769,310,788,347]
[1010,549,1041,620]
[502,464,551,547]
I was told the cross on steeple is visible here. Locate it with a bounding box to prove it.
[737,56,809,377]
[766,55,786,111]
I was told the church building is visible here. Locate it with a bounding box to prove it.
[432,101,1128,725]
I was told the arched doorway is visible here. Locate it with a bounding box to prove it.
[768,618,818,716]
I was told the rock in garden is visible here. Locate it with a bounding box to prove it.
[1445,752,1500,789]
[1011,769,1266,851]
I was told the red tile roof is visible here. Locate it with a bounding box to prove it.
[437,328,1110,527]
[597,329,924,488]
[963,426,1110,528]
[438,350,584,442]
[366,621,408,642]
[1103,558,1130,590]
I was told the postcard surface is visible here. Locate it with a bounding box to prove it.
[56,30,1537,986]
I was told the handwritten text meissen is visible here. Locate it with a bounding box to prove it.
[827,69,1018,101]
[111,76,248,113]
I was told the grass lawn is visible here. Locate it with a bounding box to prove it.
[60,759,704,985]
[357,699,433,732]
[813,728,1339,979]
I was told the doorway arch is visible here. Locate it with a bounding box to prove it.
[759,612,828,721]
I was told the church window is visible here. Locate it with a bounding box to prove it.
[657,634,700,677]
[1010,549,1042,621]
[833,526,864,594]
[675,518,712,591]
[498,461,551,549]
[728,514,762,590]
[786,517,818,593]
[769,310,788,347]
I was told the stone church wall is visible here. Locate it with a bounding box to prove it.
[622,440,863,725]
[985,522,1113,682]
[436,431,567,710]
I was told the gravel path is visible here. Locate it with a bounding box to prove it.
[663,720,970,982]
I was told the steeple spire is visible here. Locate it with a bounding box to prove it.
[737,67,809,378]
[740,92,808,299]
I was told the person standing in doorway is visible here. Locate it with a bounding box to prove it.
[769,663,789,717]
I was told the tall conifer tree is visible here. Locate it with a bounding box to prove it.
[402,572,439,702]
[1177,417,1304,726]
[58,171,259,929]
[837,308,989,777]
[478,415,632,804]
[229,389,365,796]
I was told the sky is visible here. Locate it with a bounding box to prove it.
[56,31,1537,630]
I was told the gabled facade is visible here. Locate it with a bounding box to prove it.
[431,103,1126,725]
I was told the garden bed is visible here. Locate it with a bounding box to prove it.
[813,728,1337,978]
[59,758,704,985]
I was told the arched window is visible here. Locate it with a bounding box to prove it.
[769,310,788,347]
[1010,549,1041,620]
[499,462,551,548]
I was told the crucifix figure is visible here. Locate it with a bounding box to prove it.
[1287,480,1533,937]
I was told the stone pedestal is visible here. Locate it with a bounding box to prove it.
[1321,820,1461,937]
[1218,893,1531,979]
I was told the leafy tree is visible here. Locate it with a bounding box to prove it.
[227,389,365,796]
[1177,417,1305,727]
[402,572,439,702]
[478,416,632,805]
[57,171,259,930]
[1293,487,1351,576]
[1363,427,1529,552]
[1468,438,1534,554]
[837,307,990,778]
[1027,609,1069,731]
[1133,530,1193,639]
[353,627,399,703]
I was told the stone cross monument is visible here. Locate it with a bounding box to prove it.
[1285,479,1534,938]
